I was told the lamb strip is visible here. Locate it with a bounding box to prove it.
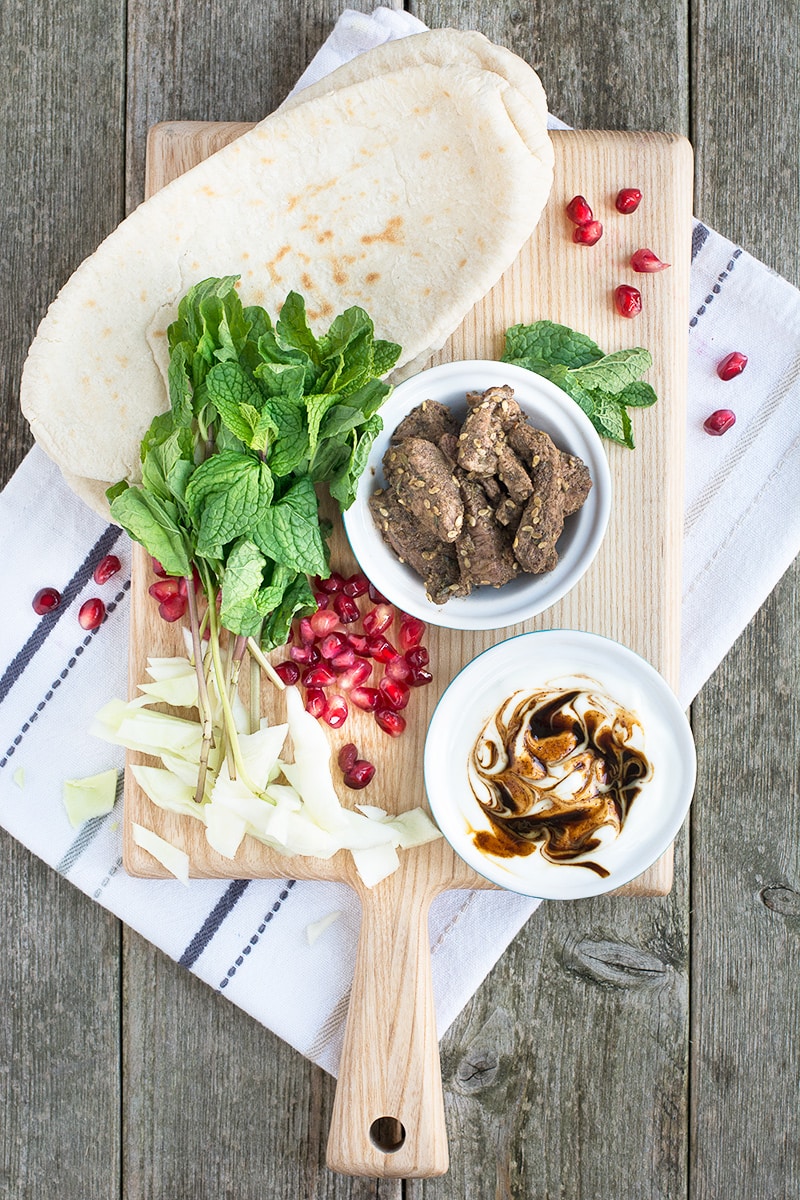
[369,488,466,605]
[559,452,593,516]
[510,428,567,574]
[383,436,464,543]
[456,473,520,588]
[389,398,460,446]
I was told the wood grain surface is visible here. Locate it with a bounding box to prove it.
[2,1,799,1198]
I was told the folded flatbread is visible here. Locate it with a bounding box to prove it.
[20,30,553,514]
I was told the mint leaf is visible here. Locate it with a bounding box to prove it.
[504,319,657,449]
[192,456,274,559]
[616,380,658,408]
[219,538,268,636]
[571,348,653,395]
[504,320,603,369]
[372,338,402,376]
[253,475,327,575]
[221,543,300,638]
[305,392,342,456]
[110,487,191,576]
[318,306,372,363]
[260,572,316,652]
[276,292,320,364]
[264,399,309,477]
[329,415,383,510]
[206,361,266,444]
[592,397,634,447]
[253,361,306,404]
[168,344,194,426]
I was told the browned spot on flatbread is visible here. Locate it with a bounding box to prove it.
[365,272,380,284]
[301,272,314,291]
[265,245,292,285]
[287,177,340,212]
[361,216,404,246]
[317,230,334,243]
[458,258,467,269]
[308,302,333,321]
[420,150,432,160]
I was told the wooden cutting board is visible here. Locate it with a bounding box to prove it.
[123,125,693,1177]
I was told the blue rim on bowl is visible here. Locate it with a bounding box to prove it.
[423,630,696,899]
[342,360,612,631]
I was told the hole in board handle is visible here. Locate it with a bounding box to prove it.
[369,1116,406,1153]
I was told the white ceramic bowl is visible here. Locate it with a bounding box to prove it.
[423,630,696,899]
[342,360,611,631]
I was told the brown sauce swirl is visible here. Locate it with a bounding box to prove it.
[468,683,652,877]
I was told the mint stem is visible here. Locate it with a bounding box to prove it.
[186,575,213,805]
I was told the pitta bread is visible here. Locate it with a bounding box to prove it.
[21,36,553,514]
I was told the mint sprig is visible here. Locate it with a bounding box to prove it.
[502,320,657,448]
[107,277,401,803]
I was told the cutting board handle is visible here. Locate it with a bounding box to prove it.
[326,868,449,1178]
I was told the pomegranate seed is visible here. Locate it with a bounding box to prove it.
[298,616,316,644]
[565,194,593,225]
[78,598,105,630]
[350,685,380,712]
[158,595,187,623]
[398,617,425,651]
[338,743,359,772]
[334,594,360,624]
[348,632,369,655]
[331,646,356,671]
[615,187,642,214]
[363,604,394,636]
[368,582,388,604]
[614,284,642,318]
[409,666,433,687]
[338,658,373,690]
[405,645,429,669]
[379,677,410,711]
[93,554,121,585]
[275,661,300,686]
[32,586,61,615]
[305,688,326,718]
[317,571,345,594]
[289,644,320,665]
[375,708,406,737]
[343,572,369,597]
[703,409,736,436]
[313,591,329,609]
[310,609,339,637]
[302,664,337,688]
[320,632,348,660]
[366,636,399,663]
[630,248,670,273]
[344,760,376,790]
[572,219,603,246]
[385,656,412,683]
[717,351,748,381]
[151,557,167,577]
[323,694,349,728]
[149,578,180,602]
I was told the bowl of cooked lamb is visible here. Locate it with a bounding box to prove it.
[343,360,612,630]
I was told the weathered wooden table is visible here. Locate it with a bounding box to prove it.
[2,3,798,1197]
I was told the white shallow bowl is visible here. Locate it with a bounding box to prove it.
[424,630,696,899]
[343,360,611,631]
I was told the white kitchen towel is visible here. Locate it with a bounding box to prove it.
[2,7,799,1077]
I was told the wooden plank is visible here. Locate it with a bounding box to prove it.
[408,3,692,1197]
[122,4,406,1197]
[689,1,800,1194]
[123,124,692,907]
[0,1,126,1197]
